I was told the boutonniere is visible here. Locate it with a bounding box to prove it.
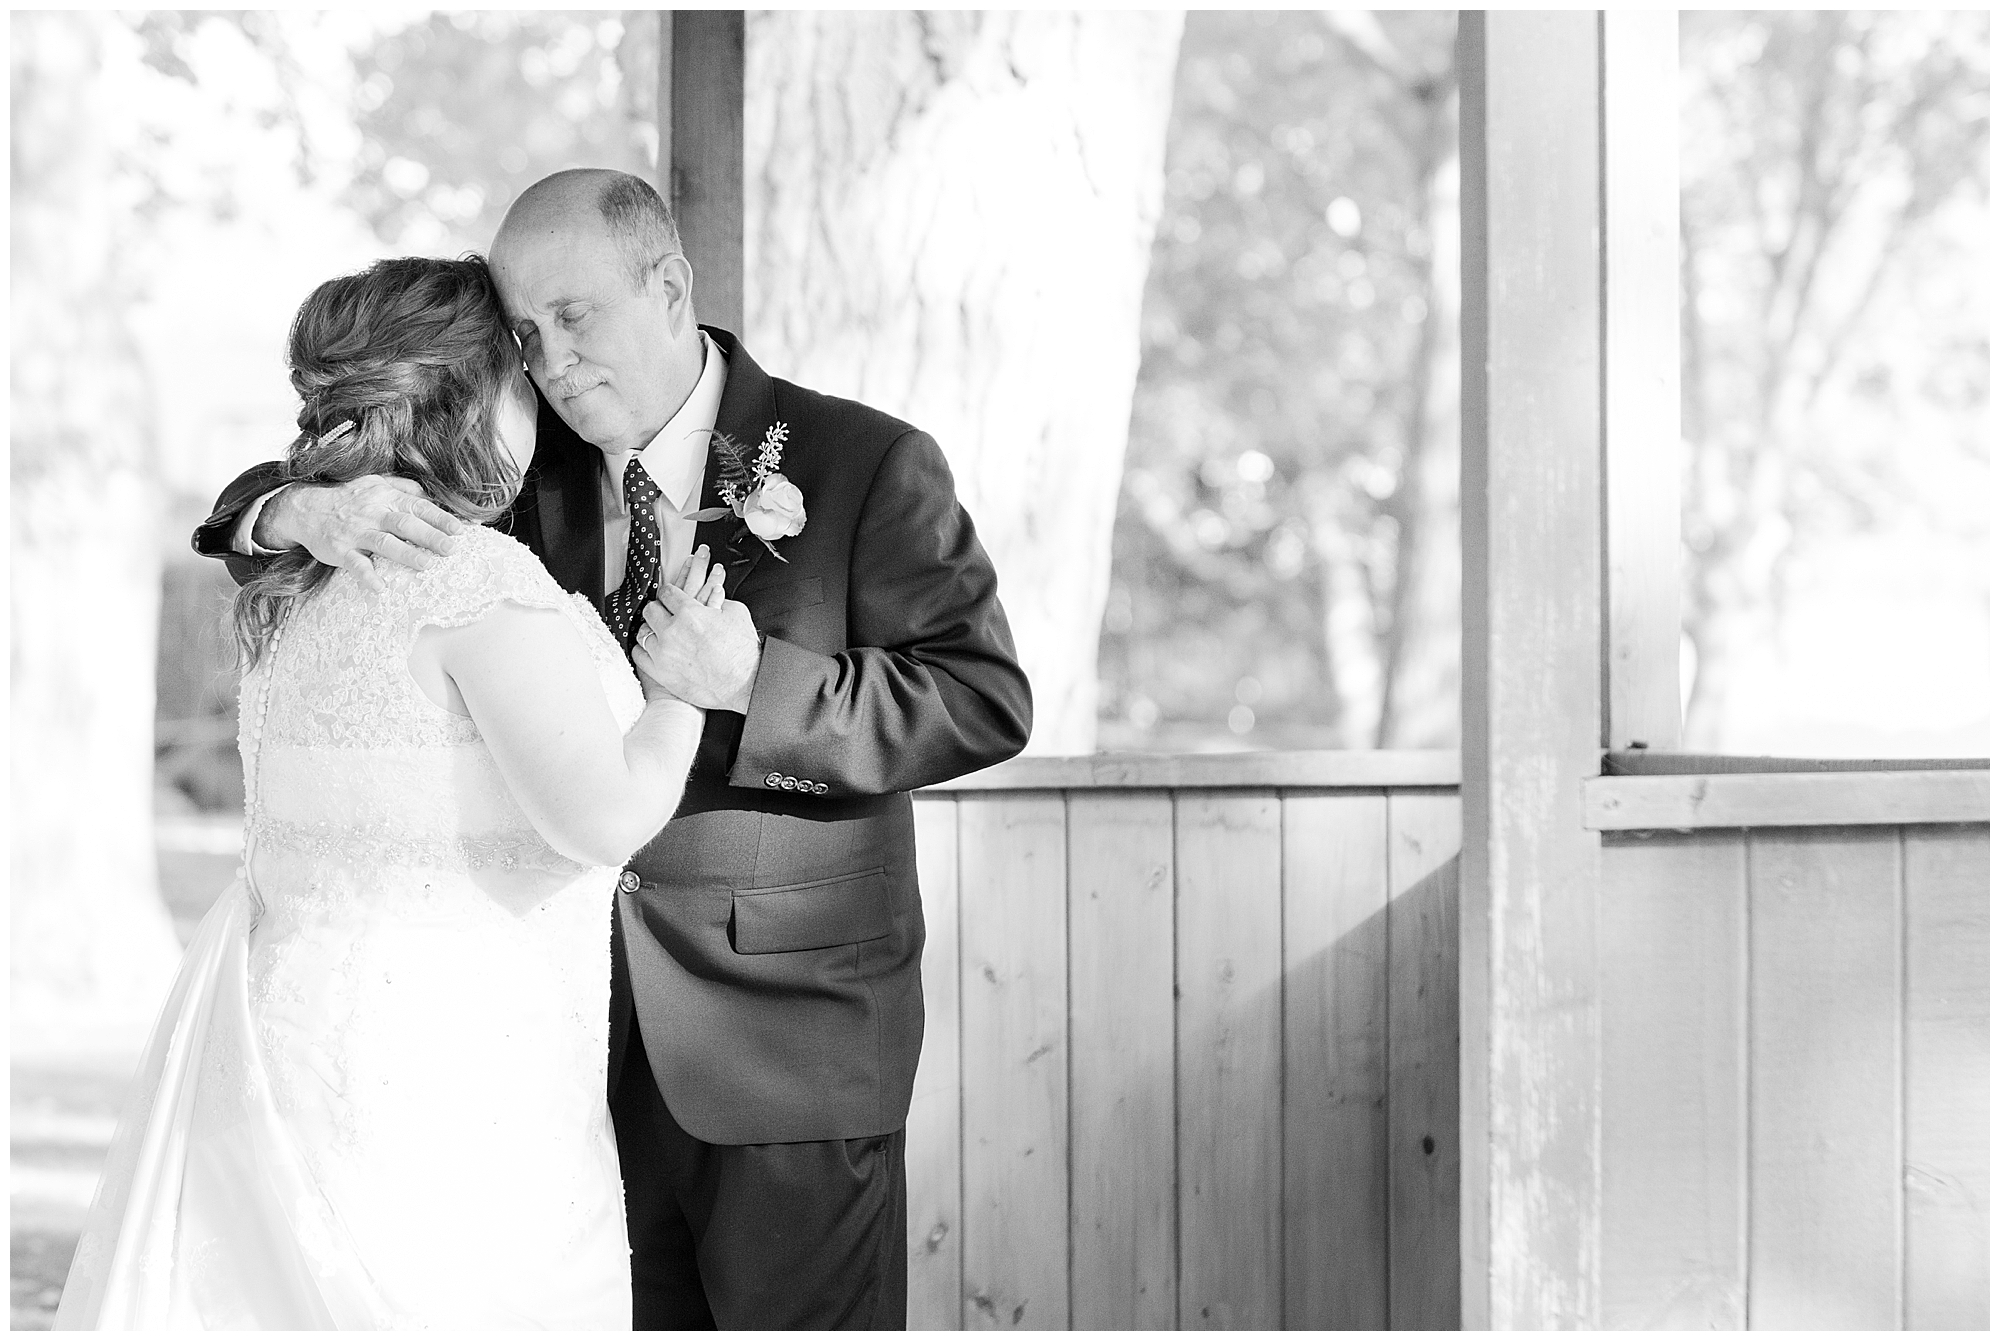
[685,422,804,562]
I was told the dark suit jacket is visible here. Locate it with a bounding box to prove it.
[194,327,1032,1144]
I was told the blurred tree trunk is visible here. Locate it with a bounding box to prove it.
[10,13,182,1061]
[1317,11,1461,750]
[743,11,1187,754]
[1381,127,1462,748]
[1313,516,1385,748]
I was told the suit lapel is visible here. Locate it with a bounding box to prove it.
[689,463,744,589]
[530,398,607,603]
[697,326,783,597]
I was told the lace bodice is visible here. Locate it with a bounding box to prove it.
[239,527,645,882]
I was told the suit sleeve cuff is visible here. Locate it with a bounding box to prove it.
[726,635,835,792]
[232,487,288,557]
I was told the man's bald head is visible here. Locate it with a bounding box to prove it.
[487,168,703,455]
[494,168,683,291]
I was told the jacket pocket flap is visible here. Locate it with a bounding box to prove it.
[731,867,890,954]
[740,576,823,616]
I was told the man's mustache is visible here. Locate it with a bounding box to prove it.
[545,372,605,400]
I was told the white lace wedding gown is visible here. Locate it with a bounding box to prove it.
[56,528,641,1330]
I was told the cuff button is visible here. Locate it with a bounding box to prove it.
[764,772,782,788]
[813,782,829,795]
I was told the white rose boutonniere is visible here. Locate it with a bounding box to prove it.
[742,473,806,541]
[687,421,805,561]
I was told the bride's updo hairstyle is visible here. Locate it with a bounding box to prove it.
[233,255,531,665]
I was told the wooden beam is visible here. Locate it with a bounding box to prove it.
[1598,832,1748,1326]
[1601,11,1684,753]
[907,796,963,1327]
[1748,830,1903,1326]
[1068,793,1177,1328]
[1458,11,1607,1328]
[1902,826,1992,1328]
[659,11,744,335]
[958,793,1070,1328]
[1582,769,1991,831]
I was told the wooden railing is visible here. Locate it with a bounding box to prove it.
[1597,817,1989,1329]
[904,753,1988,1331]
[905,751,1462,1330]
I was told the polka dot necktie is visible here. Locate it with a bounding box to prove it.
[605,457,664,651]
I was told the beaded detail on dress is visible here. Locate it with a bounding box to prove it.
[248,815,585,876]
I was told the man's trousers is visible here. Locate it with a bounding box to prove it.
[609,1025,908,1330]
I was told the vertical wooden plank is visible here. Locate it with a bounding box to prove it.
[1601,9,1684,753]
[1280,791,1390,1329]
[1068,792,1177,1329]
[1387,791,1462,1330]
[1456,10,1606,1328]
[909,795,963,1330]
[663,10,744,333]
[1903,825,1990,1329]
[1748,828,1901,1329]
[959,791,1069,1330]
[1455,18,1494,1325]
[1176,791,1284,1329]
[1599,832,1748,1328]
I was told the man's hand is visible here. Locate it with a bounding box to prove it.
[632,565,761,714]
[258,475,467,592]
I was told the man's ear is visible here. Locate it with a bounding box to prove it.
[656,253,696,332]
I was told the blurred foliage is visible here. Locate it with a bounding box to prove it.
[1107,9,1988,754]
[1103,10,1458,751]
[114,11,655,257]
[1679,10,1989,744]
[344,10,656,256]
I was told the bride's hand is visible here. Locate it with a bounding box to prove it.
[634,547,725,701]
[666,544,727,608]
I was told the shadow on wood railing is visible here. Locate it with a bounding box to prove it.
[906,751,1463,1329]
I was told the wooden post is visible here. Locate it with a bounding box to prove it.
[1458,11,1607,1328]
[1601,11,1683,752]
[658,11,745,335]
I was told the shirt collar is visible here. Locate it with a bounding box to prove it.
[608,332,728,514]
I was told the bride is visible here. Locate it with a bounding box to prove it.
[55,256,706,1329]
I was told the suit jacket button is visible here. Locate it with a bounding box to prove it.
[764,772,782,788]
[782,776,798,790]
[618,870,642,894]
[813,782,829,795]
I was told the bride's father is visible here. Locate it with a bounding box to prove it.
[192,168,1032,1328]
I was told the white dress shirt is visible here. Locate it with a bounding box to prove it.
[599,331,727,597]
[234,333,729,603]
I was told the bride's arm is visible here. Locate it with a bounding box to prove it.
[430,607,704,867]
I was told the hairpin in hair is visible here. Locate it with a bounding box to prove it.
[317,420,356,449]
